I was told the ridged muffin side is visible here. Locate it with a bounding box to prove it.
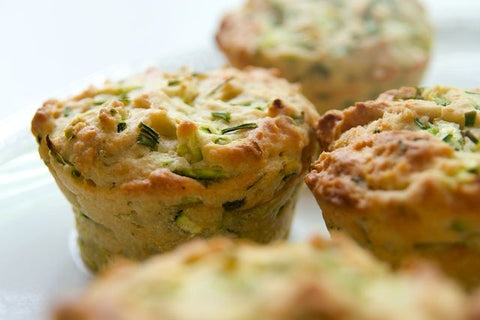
[54,235,467,320]
[31,67,319,271]
[306,86,480,288]
[216,0,432,113]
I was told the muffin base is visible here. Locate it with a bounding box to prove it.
[74,186,299,272]
[319,200,480,289]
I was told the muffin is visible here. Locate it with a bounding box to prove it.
[31,67,318,271]
[306,86,480,288]
[54,234,466,320]
[216,0,432,113]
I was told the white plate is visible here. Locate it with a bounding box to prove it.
[2,10,480,316]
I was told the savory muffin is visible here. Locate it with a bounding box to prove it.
[54,235,467,320]
[31,67,318,271]
[216,0,432,113]
[306,86,480,288]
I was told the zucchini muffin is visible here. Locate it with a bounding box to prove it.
[54,235,467,320]
[31,67,318,271]
[306,86,480,288]
[216,0,432,113]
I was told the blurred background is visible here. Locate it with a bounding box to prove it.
[0,0,479,120]
[0,1,478,319]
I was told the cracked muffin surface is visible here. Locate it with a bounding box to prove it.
[31,66,319,271]
[54,235,467,320]
[306,86,480,288]
[216,0,432,113]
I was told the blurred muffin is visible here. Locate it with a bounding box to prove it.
[306,86,480,288]
[54,235,466,320]
[31,67,318,271]
[216,0,432,113]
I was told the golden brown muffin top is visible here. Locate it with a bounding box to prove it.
[217,0,431,68]
[307,86,480,211]
[32,67,318,194]
[54,234,466,320]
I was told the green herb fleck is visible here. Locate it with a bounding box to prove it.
[312,63,330,78]
[93,100,106,106]
[222,198,246,211]
[214,137,229,145]
[351,176,364,184]
[231,101,252,106]
[46,135,68,165]
[72,168,82,178]
[290,111,305,124]
[434,96,451,106]
[465,130,479,144]
[63,107,71,117]
[221,123,257,134]
[466,91,480,95]
[414,118,429,130]
[282,172,297,181]
[373,128,381,134]
[137,122,159,150]
[271,2,285,25]
[212,112,231,122]
[118,92,130,104]
[168,80,181,86]
[465,111,477,127]
[117,122,127,133]
[442,134,452,142]
[450,220,467,233]
[394,87,424,101]
[173,167,226,181]
[200,127,213,134]
[467,166,479,174]
[207,77,233,96]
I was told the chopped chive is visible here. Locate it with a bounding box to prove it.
[450,220,467,232]
[466,91,480,95]
[290,111,305,124]
[117,122,127,133]
[173,167,226,181]
[214,137,229,145]
[137,122,159,150]
[211,112,231,122]
[442,133,452,142]
[468,166,479,174]
[231,101,252,106]
[72,168,82,178]
[282,172,297,181]
[46,135,69,165]
[93,100,106,106]
[221,123,257,134]
[137,135,157,150]
[464,130,479,144]
[207,77,233,96]
[222,198,246,211]
[414,118,429,130]
[63,107,71,117]
[434,96,451,106]
[118,92,130,104]
[168,80,181,86]
[373,128,381,134]
[200,127,212,134]
[312,63,330,78]
[465,111,477,127]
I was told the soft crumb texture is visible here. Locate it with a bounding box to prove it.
[31,67,319,271]
[306,86,480,288]
[54,235,467,320]
[216,0,432,113]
